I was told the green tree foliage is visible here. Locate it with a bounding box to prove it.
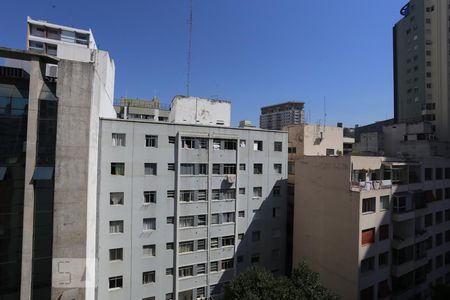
[224,261,338,300]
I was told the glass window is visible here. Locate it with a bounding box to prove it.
[239,188,245,195]
[253,140,263,151]
[145,135,158,147]
[143,244,155,257]
[273,186,281,196]
[197,263,206,274]
[197,239,206,250]
[211,214,219,225]
[142,271,155,284]
[144,191,156,204]
[110,192,124,205]
[179,216,195,228]
[197,215,207,226]
[222,236,235,247]
[112,133,126,147]
[109,220,123,234]
[143,218,156,231]
[109,276,123,289]
[144,163,157,175]
[380,195,389,210]
[239,163,246,171]
[274,164,282,174]
[253,187,262,197]
[111,162,125,175]
[210,261,219,272]
[221,259,234,270]
[179,241,194,253]
[379,252,389,267]
[274,142,282,152]
[211,238,219,248]
[109,248,123,261]
[362,197,376,213]
[361,257,375,273]
[253,163,263,174]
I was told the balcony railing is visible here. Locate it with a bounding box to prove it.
[350,180,392,191]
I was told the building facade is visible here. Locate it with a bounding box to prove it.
[293,155,450,300]
[259,102,304,130]
[394,0,450,142]
[96,119,288,300]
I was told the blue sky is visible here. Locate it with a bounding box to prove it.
[0,0,406,127]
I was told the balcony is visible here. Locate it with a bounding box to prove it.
[350,180,392,192]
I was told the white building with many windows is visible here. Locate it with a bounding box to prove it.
[97,117,288,300]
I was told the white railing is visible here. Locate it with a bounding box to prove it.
[350,180,392,191]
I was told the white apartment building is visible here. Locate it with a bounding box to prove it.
[96,101,288,300]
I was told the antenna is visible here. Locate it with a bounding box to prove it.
[186,0,193,96]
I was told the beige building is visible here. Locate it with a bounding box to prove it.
[293,154,450,300]
[394,0,450,142]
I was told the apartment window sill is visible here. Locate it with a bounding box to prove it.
[108,288,122,292]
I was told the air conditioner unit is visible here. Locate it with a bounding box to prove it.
[45,64,58,78]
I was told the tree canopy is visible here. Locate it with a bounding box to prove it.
[224,261,338,300]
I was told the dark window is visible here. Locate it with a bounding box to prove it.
[379,224,389,241]
[274,142,282,152]
[109,276,123,289]
[425,214,433,227]
[360,286,374,300]
[425,168,433,180]
[111,162,125,175]
[361,228,375,245]
[436,168,443,179]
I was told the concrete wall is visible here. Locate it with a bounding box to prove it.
[293,156,360,299]
[169,96,231,127]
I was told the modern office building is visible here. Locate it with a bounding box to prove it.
[96,106,288,300]
[0,17,115,300]
[259,101,304,130]
[394,0,450,142]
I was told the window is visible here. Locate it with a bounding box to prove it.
[110,220,123,234]
[288,147,297,154]
[274,142,282,152]
[425,213,433,227]
[253,187,262,197]
[436,211,443,224]
[360,286,373,300]
[425,168,433,180]
[221,259,234,270]
[223,164,236,174]
[198,190,207,201]
[109,248,123,261]
[198,215,207,226]
[362,197,376,213]
[110,192,124,205]
[109,276,123,289]
[273,207,281,218]
[361,257,375,273]
[436,233,443,246]
[273,186,281,196]
[211,238,219,248]
[446,209,450,221]
[166,268,173,275]
[253,140,263,151]
[379,252,389,267]
[240,139,246,147]
[436,189,443,201]
[222,236,235,247]
[197,263,206,274]
[111,162,125,175]
[436,168,443,179]
[165,293,174,300]
[288,162,295,174]
[222,189,236,200]
[379,224,389,241]
[223,212,235,223]
[212,164,221,174]
[253,164,263,174]
[380,195,389,210]
[197,287,206,298]
[274,164,282,174]
[252,231,261,242]
[179,241,194,253]
[143,244,156,257]
[445,167,450,179]
[436,255,443,269]
[326,148,335,156]
[167,190,175,198]
[446,188,450,200]
[166,216,174,224]
[112,133,126,147]
[142,271,155,284]
[238,233,244,240]
[361,228,375,246]
[251,254,260,264]
[180,190,195,202]
[167,163,175,171]
[210,261,218,272]
[143,218,156,231]
[239,163,246,171]
[272,228,281,239]
[238,211,245,217]
[239,188,245,195]
[168,136,176,144]
[166,242,174,250]
[144,163,157,175]
[145,135,158,147]
[144,191,156,204]
[197,239,206,250]
[179,216,195,228]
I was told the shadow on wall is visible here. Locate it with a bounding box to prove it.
[208,178,289,299]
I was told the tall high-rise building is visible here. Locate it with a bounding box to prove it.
[259,102,304,130]
[0,17,115,300]
[394,0,450,142]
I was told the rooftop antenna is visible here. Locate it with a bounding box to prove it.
[186,0,193,96]
[323,96,327,131]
